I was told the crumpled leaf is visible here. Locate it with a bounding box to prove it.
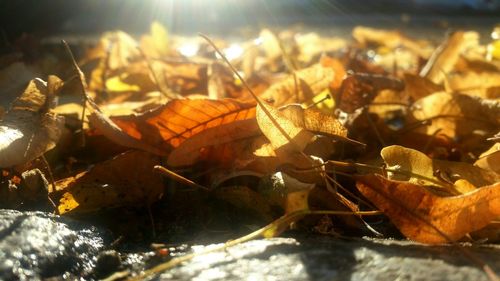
[336,73,404,113]
[381,145,500,190]
[0,77,64,167]
[256,101,315,154]
[55,150,163,214]
[260,64,334,107]
[356,174,500,244]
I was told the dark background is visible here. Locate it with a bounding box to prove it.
[0,0,499,41]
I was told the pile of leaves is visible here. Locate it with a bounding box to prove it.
[1,22,500,251]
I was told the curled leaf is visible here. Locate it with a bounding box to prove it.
[0,78,64,167]
[356,174,500,244]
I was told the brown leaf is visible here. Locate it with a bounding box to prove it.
[256,101,315,154]
[475,143,500,174]
[403,73,443,101]
[409,92,499,138]
[381,145,500,190]
[336,73,404,113]
[260,64,334,107]
[420,31,479,84]
[0,77,64,167]
[55,150,163,214]
[356,174,500,244]
[447,72,500,99]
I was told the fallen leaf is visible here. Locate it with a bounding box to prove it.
[409,92,499,138]
[260,64,334,107]
[111,98,256,152]
[140,21,170,58]
[55,150,163,214]
[0,77,64,167]
[447,72,500,99]
[336,73,404,113]
[256,101,315,154]
[420,31,479,84]
[475,143,500,173]
[381,145,500,190]
[356,174,500,244]
[403,73,443,101]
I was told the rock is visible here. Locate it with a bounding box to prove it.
[158,235,500,281]
[0,209,105,280]
[94,250,122,279]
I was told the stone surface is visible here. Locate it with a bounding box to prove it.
[0,209,105,280]
[158,235,500,281]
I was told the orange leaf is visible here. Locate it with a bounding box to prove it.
[356,174,500,244]
[110,98,256,153]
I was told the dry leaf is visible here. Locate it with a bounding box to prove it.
[111,98,256,152]
[403,73,443,100]
[381,145,500,190]
[420,31,479,84]
[0,77,64,167]
[447,72,500,99]
[260,64,334,107]
[475,143,500,173]
[256,101,315,154]
[356,174,500,244]
[140,21,170,58]
[409,92,499,138]
[167,119,260,167]
[279,104,348,138]
[336,73,404,113]
[55,150,163,214]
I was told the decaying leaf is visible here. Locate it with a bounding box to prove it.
[356,174,500,244]
[55,150,163,214]
[0,77,64,167]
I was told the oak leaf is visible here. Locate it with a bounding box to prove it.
[356,174,500,244]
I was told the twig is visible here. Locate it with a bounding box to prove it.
[62,40,87,147]
[127,209,381,281]
[154,165,210,191]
